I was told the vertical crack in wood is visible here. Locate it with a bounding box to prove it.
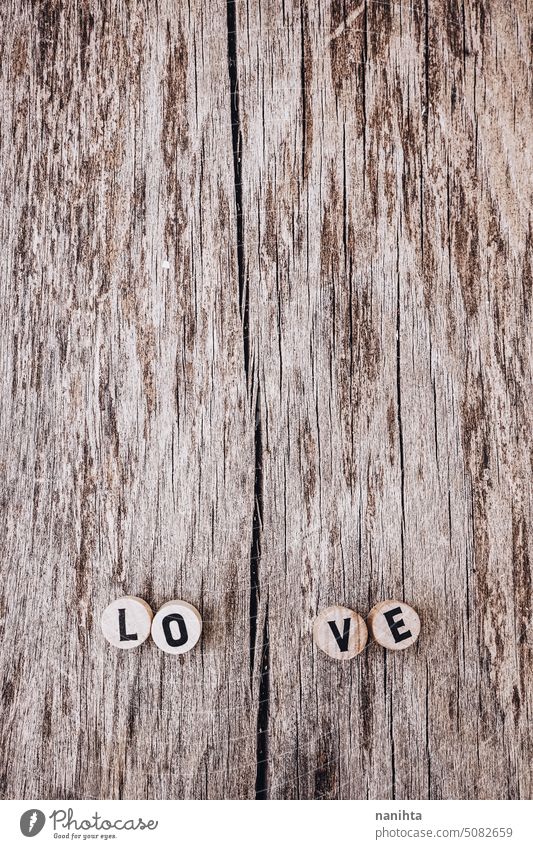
[362,0,368,185]
[226,0,269,799]
[255,602,269,799]
[425,659,432,795]
[395,237,405,594]
[299,0,306,178]
[424,0,429,146]
[226,0,248,376]
[252,390,268,799]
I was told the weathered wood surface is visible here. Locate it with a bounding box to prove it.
[0,0,532,800]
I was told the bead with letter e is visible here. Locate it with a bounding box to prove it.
[367,600,420,651]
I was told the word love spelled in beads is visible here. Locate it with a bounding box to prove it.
[102,596,420,659]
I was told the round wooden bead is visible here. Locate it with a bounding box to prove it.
[367,600,420,650]
[313,605,368,659]
[101,596,153,649]
[151,600,202,655]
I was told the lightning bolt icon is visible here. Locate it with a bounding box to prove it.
[28,812,37,833]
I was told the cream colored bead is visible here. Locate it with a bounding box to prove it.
[367,600,420,650]
[151,600,203,655]
[313,605,368,659]
[101,596,153,649]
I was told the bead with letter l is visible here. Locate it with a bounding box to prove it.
[101,596,153,649]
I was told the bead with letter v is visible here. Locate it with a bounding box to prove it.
[313,605,368,660]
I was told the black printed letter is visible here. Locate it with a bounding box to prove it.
[118,608,138,642]
[383,607,412,643]
[327,618,351,652]
[162,613,188,647]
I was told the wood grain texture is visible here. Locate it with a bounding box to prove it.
[0,0,532,800]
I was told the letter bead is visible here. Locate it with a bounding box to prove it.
[313,605,368,659]
[367,600,420,650]
[151,600,203,655]
[101,596,153,649]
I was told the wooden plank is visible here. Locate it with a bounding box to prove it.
[0,0,256,799]
[236,0,533,799]
[0,0,532,800]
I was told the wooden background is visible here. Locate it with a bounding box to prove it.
[1,0,532,800]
